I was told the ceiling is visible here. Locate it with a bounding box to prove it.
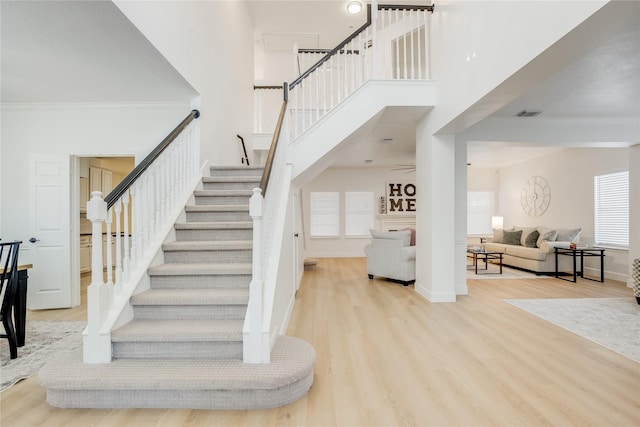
[0,1,197,103]
[247,0,639,169]
[1,1,638,169]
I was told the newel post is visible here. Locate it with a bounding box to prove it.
[84,191,113,363]
[245,188,265,363]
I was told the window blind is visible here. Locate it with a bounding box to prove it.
[467,192,493,235]
[594,171,629,248]
[310,192,340,237]
[345,192,374,236]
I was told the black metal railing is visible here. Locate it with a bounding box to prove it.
[104,109,200,209]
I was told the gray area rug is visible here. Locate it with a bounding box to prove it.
[1,320,85,391]
[467,264,543,280]
[505,298,640,363]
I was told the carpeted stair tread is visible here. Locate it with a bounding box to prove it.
[40,335,315,391]
[185,205,249,212]
[174,221,252,230]
[163,241,252,251]
[111,319,243,342]
[131,288,249,306]
[203,177,260,183]
[148,263,252,276]
[194,190,253,197]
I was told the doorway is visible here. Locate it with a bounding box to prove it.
[73,156,135,307]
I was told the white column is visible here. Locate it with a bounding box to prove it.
[415,121,457,302]
[628,144,640,289]
[454,137,469,296]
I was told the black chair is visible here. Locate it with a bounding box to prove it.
[1,241,21,359]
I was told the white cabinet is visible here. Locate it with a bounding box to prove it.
[89,167,113,197]
[80,236,91,273]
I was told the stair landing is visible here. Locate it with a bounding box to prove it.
[39,335,315,410]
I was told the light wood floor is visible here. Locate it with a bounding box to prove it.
[2,260,639,426]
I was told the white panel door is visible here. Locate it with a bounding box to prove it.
[28,154,72,309]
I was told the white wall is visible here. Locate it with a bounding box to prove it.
[428,0,607,134]
[499,147,631,281]
[0,103,190,241]
[114,1,255,166]
[302,167,417,258]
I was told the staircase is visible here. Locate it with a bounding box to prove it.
[39,166,316,410]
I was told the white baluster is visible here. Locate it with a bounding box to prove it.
[114,199,122,295]
[410,9,415,79]
[424,10,430,79]
[105,208,113,287]
[417,10,423,79]
[314,66,319,124]
[123,190,131,280]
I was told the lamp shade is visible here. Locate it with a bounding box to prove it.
[491,216,504,229]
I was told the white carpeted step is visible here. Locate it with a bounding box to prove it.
[148,263,252,289]
[111,319,244,359]
[184,204,250,222]
[202,176,260,191]
[163,240,252,263]
[40,336,315,410]
[209,165,264,178]
[174,221,253,241]
[194,190,253,205]
[130,288,249,320]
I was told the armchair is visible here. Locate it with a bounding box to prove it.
[364,229,416,286]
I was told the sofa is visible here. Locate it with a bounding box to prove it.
[481,226,583,274]
[364,229,416,285]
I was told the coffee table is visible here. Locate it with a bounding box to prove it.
[467,249,503,275]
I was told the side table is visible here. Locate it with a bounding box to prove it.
[554,247,605,283]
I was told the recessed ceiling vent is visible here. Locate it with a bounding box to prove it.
[516,110,542,117]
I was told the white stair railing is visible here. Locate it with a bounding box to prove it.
[84,110,201,363]
[288,2,433,139]
[246,3,434,364]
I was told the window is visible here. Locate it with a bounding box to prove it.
[594,171,629,248]
[467,192,493,235]
[309,192,339,237]
[345,192,374,236]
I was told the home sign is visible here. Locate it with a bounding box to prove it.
[386,182,416,214]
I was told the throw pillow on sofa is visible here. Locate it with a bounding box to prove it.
[370,229,412,247]
[514,226,538,246]
[524,230,540,247]
[556,227,582,242]
[536,226,558,247]
[502,229,522,245]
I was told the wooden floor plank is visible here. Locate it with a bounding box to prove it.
[2,259,639,426]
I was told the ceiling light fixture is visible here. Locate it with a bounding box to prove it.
[346,1,363,14]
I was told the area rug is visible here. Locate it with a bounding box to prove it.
[467,264,544,280]
[0,320,85,391]
[505,298,640,363]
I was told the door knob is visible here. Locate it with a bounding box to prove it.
[29,237,40,243]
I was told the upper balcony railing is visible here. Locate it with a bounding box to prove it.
[253,3,433,140]
[288,3,434,138]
